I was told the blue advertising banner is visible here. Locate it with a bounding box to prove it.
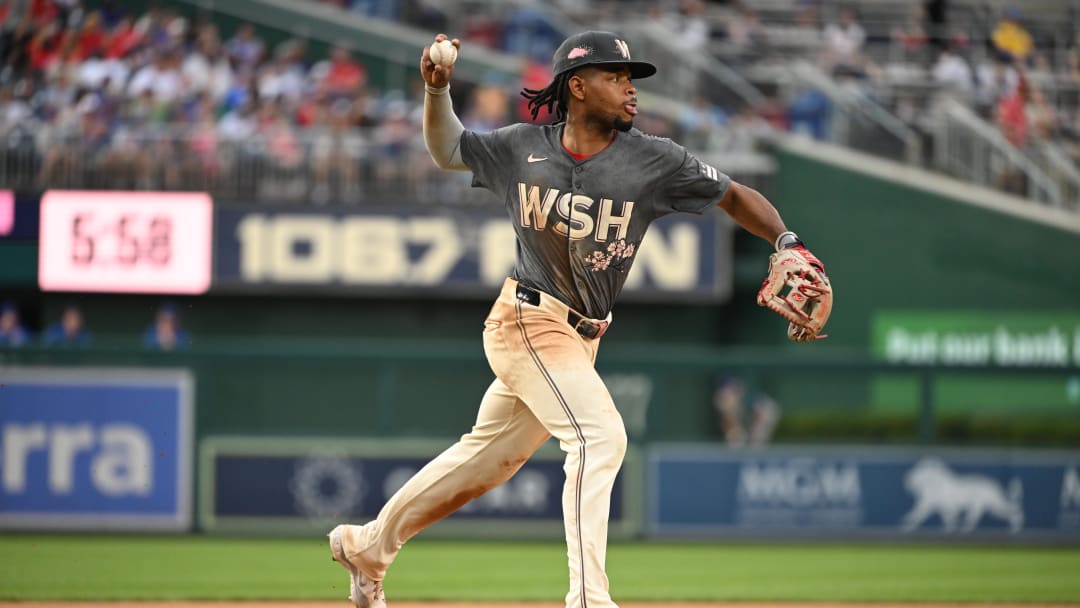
[199,437,642,538]
[213,207,731,301]
[0,367,194,531]
[649,446,1080,542]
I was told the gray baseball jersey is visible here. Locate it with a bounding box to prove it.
[461,123,730,318]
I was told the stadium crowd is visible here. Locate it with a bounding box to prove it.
[2,0,1078,205]
[0,0,771,205]
[709,0,1080,198]
[0,0,446,203]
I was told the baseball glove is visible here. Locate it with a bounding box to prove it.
[756,246,832,342]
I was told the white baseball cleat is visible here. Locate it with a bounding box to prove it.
[328,525,387,608]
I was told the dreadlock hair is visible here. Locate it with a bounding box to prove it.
[521,71,572,123]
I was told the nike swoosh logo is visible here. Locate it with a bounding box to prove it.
[527,154,548,163]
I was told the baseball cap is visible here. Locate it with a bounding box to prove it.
[551,31,657,80]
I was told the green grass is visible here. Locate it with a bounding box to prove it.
[1,535,1079,603]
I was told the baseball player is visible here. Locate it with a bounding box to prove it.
[329,31,832,608]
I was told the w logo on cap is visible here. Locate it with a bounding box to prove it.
[614,39,631,59]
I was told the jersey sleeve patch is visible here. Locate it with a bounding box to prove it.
[655,146,730,216]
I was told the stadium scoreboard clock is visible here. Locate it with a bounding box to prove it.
[39,191,213,294]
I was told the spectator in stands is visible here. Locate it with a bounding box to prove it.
[1027,86,1059,142]
[42,302,91,347]
[714,377,747,445]
[127,48,183,104]
[517,53,552,124]
[143,301,190,351]
[260,100,305,200]
[0,81,32,136]
[974,55,1018,118]
[461,11,499,49]
[990,5,1032,66]
[997,72,1029,149]
[403,0,446,33]
[220,65,255,114]
[258,41,307,107]
[822,5,867,77]
[218,96,257,141]
[320,43,367,99]
[461,78,510,133]
[0,0,13,26]
[891,5,930,65]
[373,95,416,186]
[225,22,264,72]
[69,10,106,61]
[181,24,233,105]
[184,93,222,189]
[995,72,1030,195]
[677,95,727,151]
[924,0,949,49]
[788,86,831,140]
[501,3,563,59]
[931,37,974,98]
[29,0,62,26]
[295,86,322,127]
[310,96,366,204]
[76,46,129,95]
[1,8,31,75]
[36,60,77,117]
[791,0,823,48]
[726,2,766,64]
[651,0,709,98]
[0,299,29,347]
[38,89,111,187]
[133,5,179,52]
[1068,31,1080,88]
[26,18,65,73]
[103,15,143,60]
[97,0,125,29]
[668,0,710,53]
[722,104,773,155]
[713,377,782,447]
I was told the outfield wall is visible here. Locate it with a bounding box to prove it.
[2,370,1079,543]
[764,137,1080,351]
[711,139,1080,420]
[0,367,194,532]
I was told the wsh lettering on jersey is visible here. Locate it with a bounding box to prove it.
[518,183,635,242]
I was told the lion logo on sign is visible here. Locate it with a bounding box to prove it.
[900,458,1023,533]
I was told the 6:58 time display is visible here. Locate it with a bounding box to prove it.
[39,191,213,294]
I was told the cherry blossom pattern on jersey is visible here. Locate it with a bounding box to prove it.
[583,238,638,272]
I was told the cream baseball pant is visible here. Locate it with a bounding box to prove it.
[339,277,627,608]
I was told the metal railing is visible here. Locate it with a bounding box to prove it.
[1029,140,1080,211]
[786,60,922,165]
[1,123,479,206]
[605,20,767,112]
[934,97,1066,207]
[3,121,774,205]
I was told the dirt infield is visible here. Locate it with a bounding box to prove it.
[3,603,1078,608]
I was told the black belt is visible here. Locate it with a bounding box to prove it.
[515,284,609,340]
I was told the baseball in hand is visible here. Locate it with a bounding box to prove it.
[429,39,457,67]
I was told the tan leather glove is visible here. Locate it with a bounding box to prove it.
[756,246,833,342]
